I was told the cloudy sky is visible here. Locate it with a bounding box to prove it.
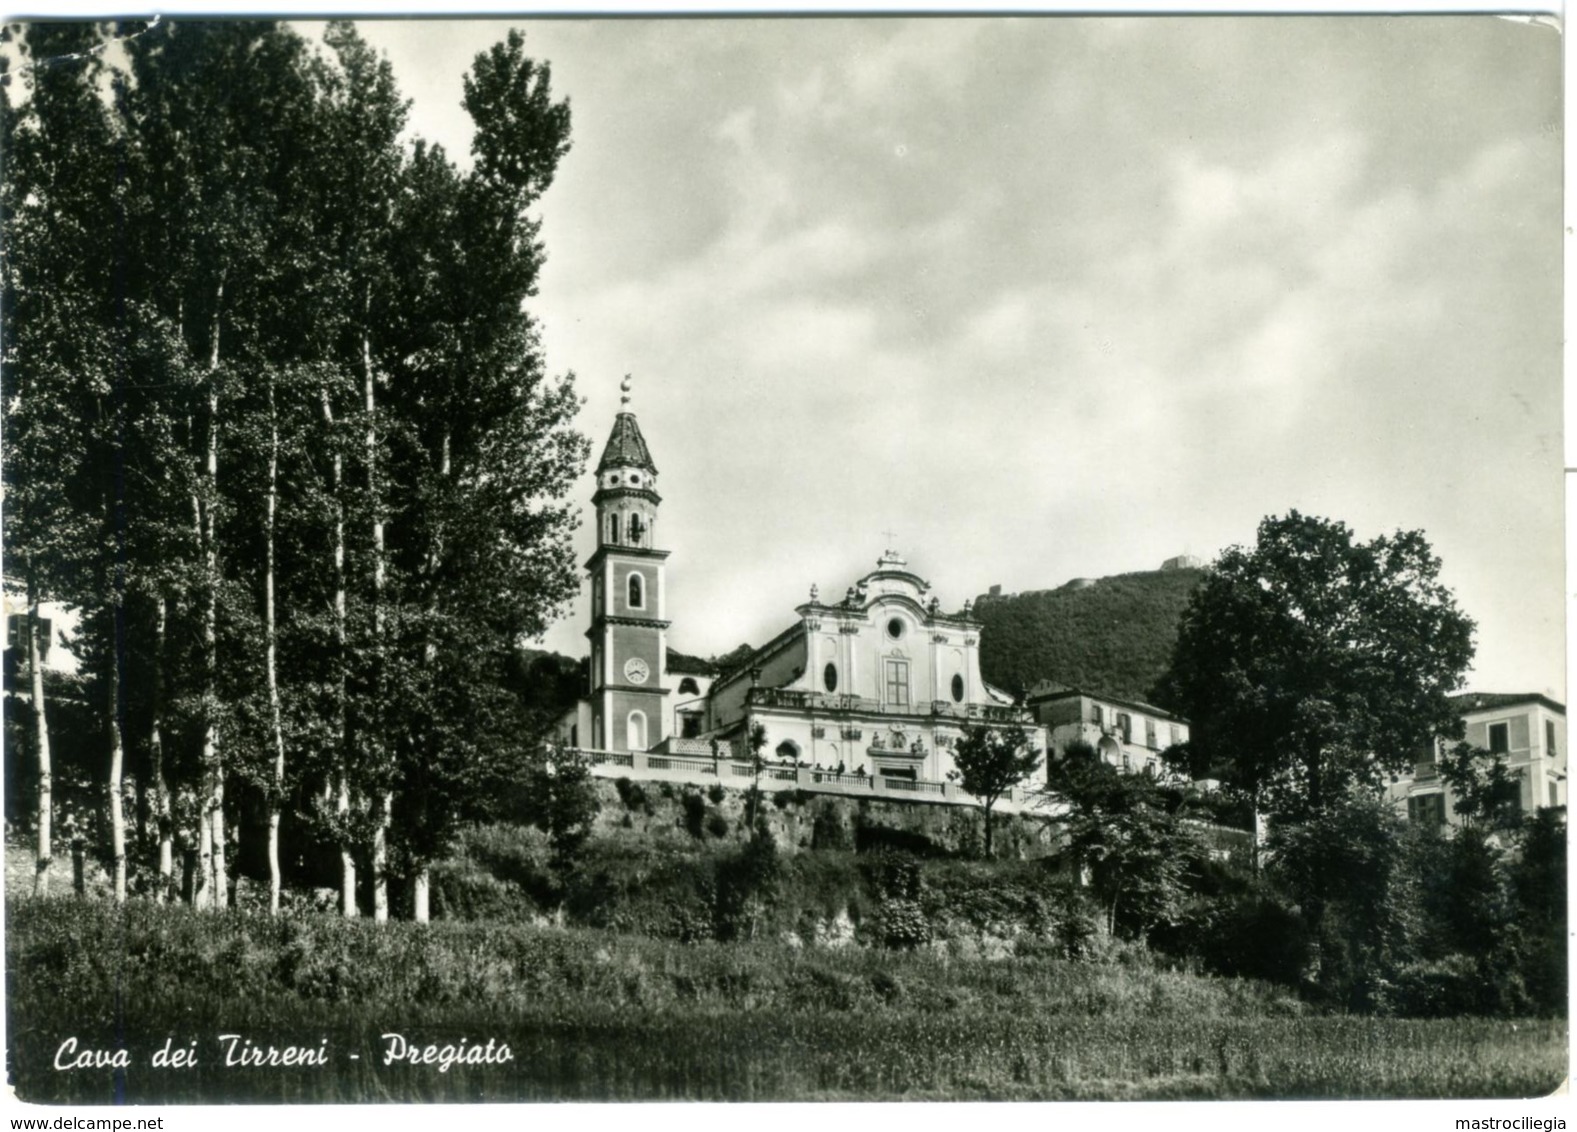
[348,16,1562,697]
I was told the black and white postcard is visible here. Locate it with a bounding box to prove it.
[1,9,1565,1122]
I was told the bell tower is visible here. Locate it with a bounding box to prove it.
[586,375,669,752]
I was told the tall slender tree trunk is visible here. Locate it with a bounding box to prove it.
[28,571,53,896]
[204,276,226,909]
[411,429,451,925]
[195,806,212,910]
[151,593,173,899]
[265,377,286,915]
[189,486,211,911]
[107,593,127,904]
[321,387,357,918]
[363,304,390,923]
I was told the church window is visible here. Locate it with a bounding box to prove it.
[629,512,646,546]
[628,571,645,609]
[951,673,964,703]
[678,677,700,695]
[608,513,620,544]
[885,659,910,707]
[627,711,648,752]
[887,617,905,640]
[777,740,801,763]
[824,663,839,693]
[630,473,640,486]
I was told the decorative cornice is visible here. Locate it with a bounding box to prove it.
[590,614,673,631]
[584,546,672,570]
[592,486,663,507]
[597,683,671,696]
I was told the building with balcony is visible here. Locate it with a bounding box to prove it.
[1387,692,1566,828]
[1026,683,1188,776]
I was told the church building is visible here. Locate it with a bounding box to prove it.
[560,384,1047,785]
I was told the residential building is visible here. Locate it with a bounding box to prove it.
[1387,692,1566,827]
[1027,682,1189,776]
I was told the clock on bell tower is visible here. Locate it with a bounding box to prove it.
[586,375,670,752]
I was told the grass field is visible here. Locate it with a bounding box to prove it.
[6,897,1566,1103]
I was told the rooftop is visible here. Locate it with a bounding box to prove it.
[596,411,657,474]
[1450,691,1565,716]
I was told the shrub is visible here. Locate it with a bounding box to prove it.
[705,812,730,839]
[876,898,930,950]
[681,792,707,839]
[1387,955,1494,1018]
[811,806,853,851]
[614,778,649,813]
[1186,891,1310,987]
[868,969,905,1003]
[714,836,782,941]
[707,783,727,806]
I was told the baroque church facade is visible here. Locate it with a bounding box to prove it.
[560,394,1047,784]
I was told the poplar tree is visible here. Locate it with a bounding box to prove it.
[378,31,582,920]
[1,21,117,895]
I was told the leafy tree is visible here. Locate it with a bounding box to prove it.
[376,27,582,919]
[743,721,768,836]
[2,20,585,924]
[1507,807,1566,1012]
[1266,789,1420,1009]
[1046,740,1201,937]
[714,833,781,941]
[0,21,119,894]
[1437,742,1524,832]
[1159,512,1475,845]
[532,749,599,881]
[950,723,1041,859]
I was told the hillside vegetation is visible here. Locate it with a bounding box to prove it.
[974,569,1206,702]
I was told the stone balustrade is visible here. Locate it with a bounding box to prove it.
[571,747,1044,814]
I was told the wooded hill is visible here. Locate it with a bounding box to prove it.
[972,568,1207,705]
